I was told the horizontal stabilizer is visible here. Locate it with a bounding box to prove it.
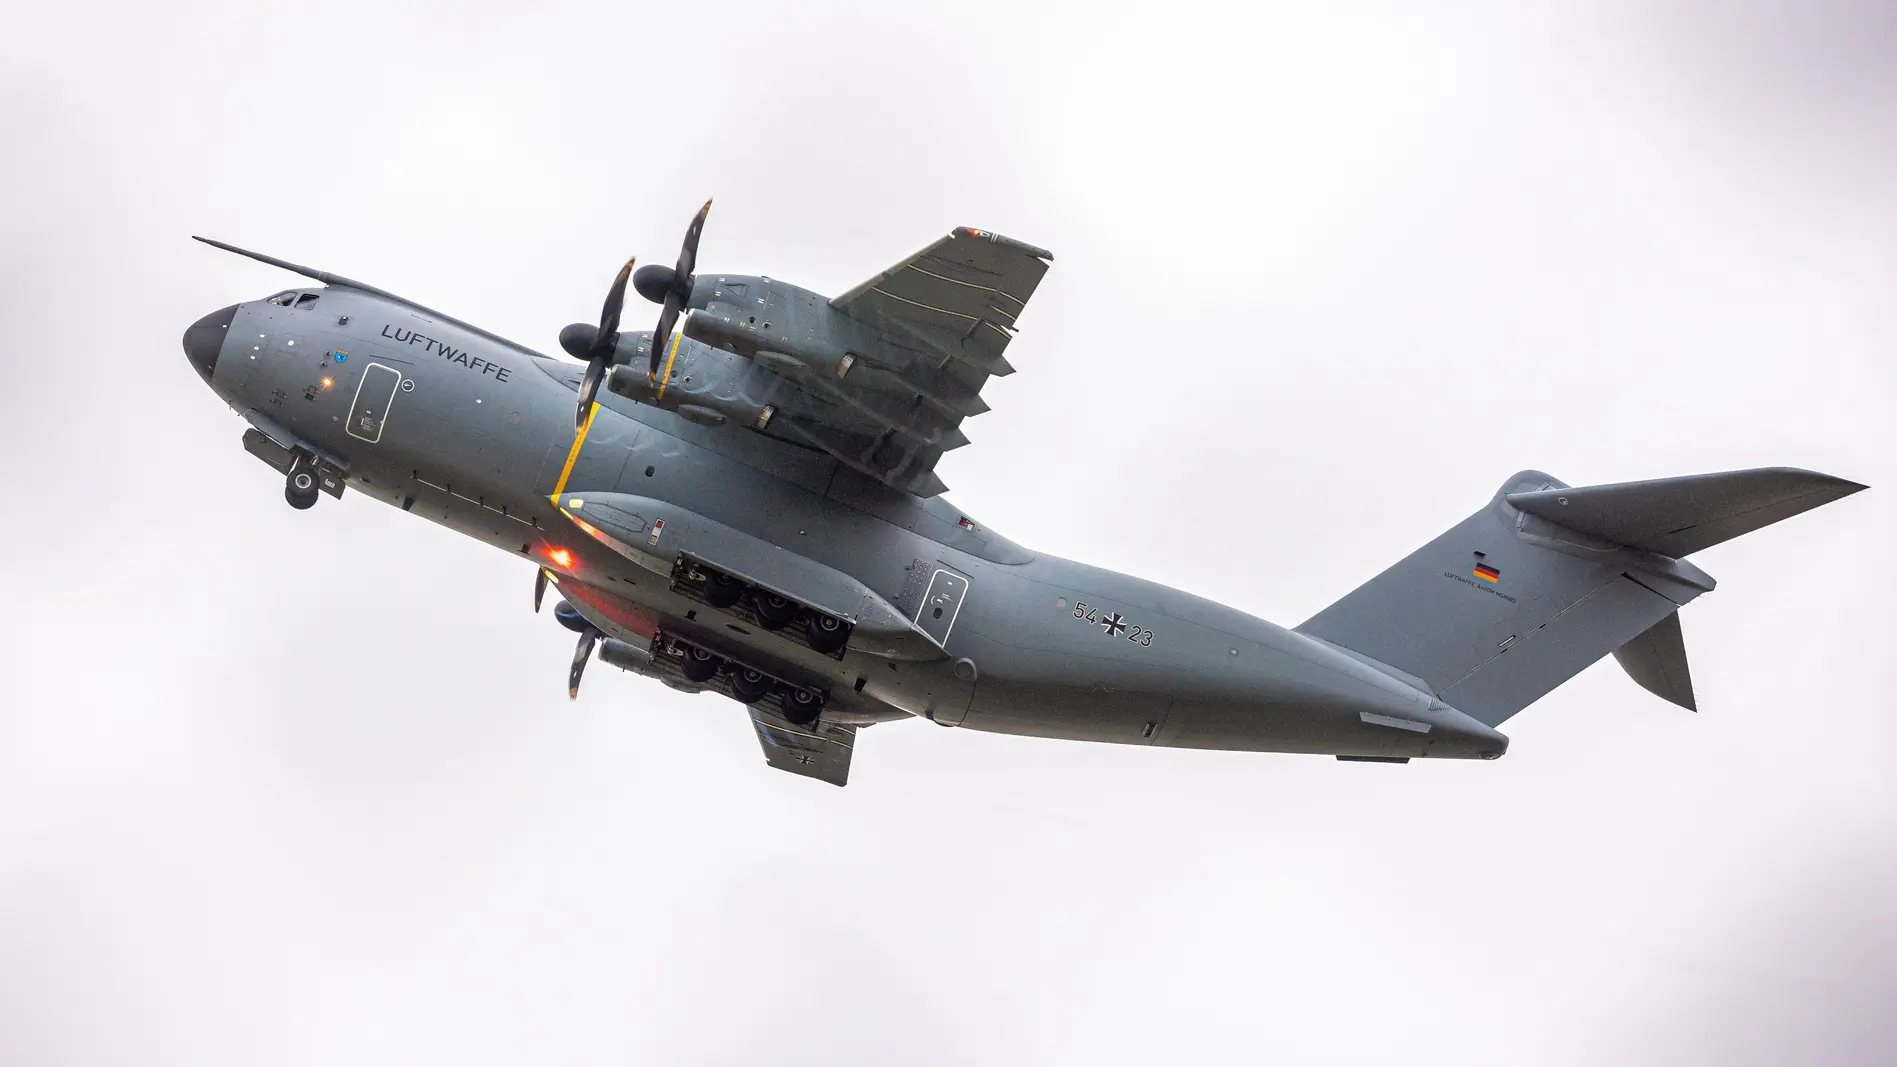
[1506,467,1866,558]
[1613,610,1695,711]
[750,705,855,786]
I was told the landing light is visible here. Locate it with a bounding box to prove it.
[320,377,333,389]
[549,548,573,568]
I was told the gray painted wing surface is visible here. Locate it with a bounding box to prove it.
[592,227,1053,497]
[832,228,1052,382]
[749,707,856,787]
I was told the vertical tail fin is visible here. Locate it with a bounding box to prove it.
[1296,468,1864,728]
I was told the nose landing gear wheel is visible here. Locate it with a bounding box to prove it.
[806,613,848,655]
[783,687,821,727]
[679,645,724,684]
[285,466,320,510]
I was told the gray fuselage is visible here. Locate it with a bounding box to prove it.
[186,287,1508,761]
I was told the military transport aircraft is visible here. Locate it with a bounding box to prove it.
[183,206,1866,785]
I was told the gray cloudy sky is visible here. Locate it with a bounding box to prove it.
[2,2,1892,1063]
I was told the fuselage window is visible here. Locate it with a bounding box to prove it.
[266,290,298,306]
[294,293,320,309]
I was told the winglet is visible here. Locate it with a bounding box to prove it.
[954,227,1053,261]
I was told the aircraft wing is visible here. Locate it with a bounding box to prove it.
[749,705,857,786]
[646,227,1054,496]
[798,228,1051,494]
[831,227,1053,382]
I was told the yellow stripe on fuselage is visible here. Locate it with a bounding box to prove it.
[654,331,683,400]
[549,402,598,503]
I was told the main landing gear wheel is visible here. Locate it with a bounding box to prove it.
[752,592,796,630]
[783,687,821,727]
[705,572,744,609]
[285,466,320,510]
[679,645,724,684]
[730,667,773,703]
[805,613,848,655]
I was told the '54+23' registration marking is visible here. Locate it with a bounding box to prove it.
[1073,601,1156,646]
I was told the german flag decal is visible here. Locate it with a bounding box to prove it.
[1473,563,1502,583]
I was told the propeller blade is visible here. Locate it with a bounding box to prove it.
[576,356,605,428]
[534,568,549,613]
[568,627,599,699]
[650,294,682,378]
[567,257,635,429]
[596,258,635,348]
[648,200,711,379]
[673,199,712,287]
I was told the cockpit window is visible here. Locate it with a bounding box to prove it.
[266,291,298,306]
[294,293,320,309]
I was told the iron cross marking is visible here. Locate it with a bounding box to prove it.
[1100,612,1128,637]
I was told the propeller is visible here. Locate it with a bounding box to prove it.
[568,627,600,700]
[558,257,637,429]
[632,199,713,380]
[552,600,600,700]
[533,568,549,613]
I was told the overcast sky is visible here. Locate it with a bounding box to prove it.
[1,2,1892,1063]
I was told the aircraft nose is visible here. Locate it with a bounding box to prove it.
[182,304,239,384]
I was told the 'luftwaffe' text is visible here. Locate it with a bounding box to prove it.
[382,325,511,382]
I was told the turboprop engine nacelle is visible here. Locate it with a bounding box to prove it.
[596,638,714,695]
[606,350,778,430]
[682,308,859,381]
[679,309,967,450]
[598,638,661,676]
